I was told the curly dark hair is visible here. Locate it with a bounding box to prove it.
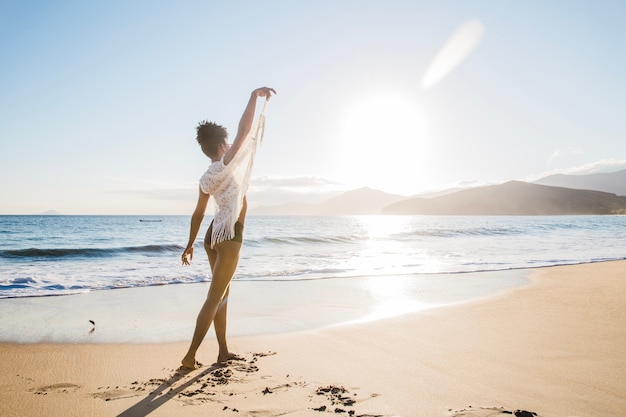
[196,120,228,158]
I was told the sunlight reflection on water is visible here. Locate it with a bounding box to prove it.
[339,269,524,326]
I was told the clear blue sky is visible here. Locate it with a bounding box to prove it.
[1,0,625,214]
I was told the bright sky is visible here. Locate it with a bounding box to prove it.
[1,1,625,214]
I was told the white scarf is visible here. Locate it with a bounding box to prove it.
[199,103,266,247]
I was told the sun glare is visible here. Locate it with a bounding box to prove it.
[335,93,430,195]
[353,215,413,238]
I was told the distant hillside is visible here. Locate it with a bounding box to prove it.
[251,187,406,215]
[534,169,626,196]
[382,181,626,215]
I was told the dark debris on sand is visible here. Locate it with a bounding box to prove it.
[512,411,537,417]
[315,385,356,407]
[312,385,376,416]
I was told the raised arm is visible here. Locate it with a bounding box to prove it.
[181,187,211,265]
[223,86,276,165]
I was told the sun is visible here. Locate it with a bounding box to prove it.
[334,92,430,195]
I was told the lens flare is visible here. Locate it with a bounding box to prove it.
[421,20,485,89]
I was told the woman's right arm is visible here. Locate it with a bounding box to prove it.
[182,187,210,265]
[223,86,276,166]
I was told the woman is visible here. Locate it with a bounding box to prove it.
[181,86,276,369]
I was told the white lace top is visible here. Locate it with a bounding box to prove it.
[199,104,266,248]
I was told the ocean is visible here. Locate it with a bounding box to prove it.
[1,214,625,299]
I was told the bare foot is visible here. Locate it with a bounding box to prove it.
[181,355,198,370]
[217,352,243,364]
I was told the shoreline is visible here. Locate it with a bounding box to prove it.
[1,260,625,416]
[0,268,527,344]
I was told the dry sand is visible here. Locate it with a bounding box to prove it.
[1,261,625,417]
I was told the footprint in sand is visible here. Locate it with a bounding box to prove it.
[92,388,142,402]
[33,382,81,395]
[99,352,388,416]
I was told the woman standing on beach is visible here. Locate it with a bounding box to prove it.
[180,86,276,369]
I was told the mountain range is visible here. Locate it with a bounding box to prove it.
[382,181,626,215]
[250,169,626,216]
[534,169,626,196]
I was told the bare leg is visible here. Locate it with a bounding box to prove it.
[215,286,236,362]
[181,241,241,369]
[206,243,234,361]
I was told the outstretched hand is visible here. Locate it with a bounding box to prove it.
[253,87,277,100]
[182,247,193,266]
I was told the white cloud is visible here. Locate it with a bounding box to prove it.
[529,158,626,181]
[109,188,195,201]
[247,176,348,207]
[103,176,196,201]
[249,175,345,193]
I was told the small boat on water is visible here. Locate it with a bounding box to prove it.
[139,219,162,222]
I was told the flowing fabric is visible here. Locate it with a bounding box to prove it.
[199,102,267,248]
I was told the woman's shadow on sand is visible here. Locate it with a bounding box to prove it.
[112,353,268,417]
[115,363,223,417]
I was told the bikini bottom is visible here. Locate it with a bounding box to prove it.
[204,221,244,246]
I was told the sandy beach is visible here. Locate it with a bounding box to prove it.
[1,261,625,417]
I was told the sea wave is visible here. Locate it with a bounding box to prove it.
[0,273,212,299]
[400,227,525,238]
[247,235,355,246]
[0,244,184,260]
[238,266,352,280]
